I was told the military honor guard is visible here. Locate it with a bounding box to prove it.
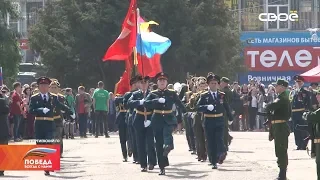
[220,77,234,151]
[292,75,312,150]
[265,79,291,180]
[196,74,233,169]
[144,72,187,175]
[49,79,65,156]
[123,75,143,163]
[187,77,208,162]
[115,93,130,162]
[128,76,157,172]
[29,77,75,176]
[306,89,320,179]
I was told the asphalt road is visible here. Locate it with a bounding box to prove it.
[2,132,317,180]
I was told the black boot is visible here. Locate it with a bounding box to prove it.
[276,168,286,180]
[159,168,165,175]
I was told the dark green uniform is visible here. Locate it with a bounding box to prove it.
[222,85,233,150]
[307,93,320,179]
[144,88,186,171]
[265,80,291,180]
[187,90,207,161]
[53,93,66,156]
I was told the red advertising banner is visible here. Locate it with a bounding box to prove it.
[0,145,60,171]
[245,46,320,71]
[19,39,29,50]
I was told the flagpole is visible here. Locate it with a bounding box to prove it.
[133,8,141,77]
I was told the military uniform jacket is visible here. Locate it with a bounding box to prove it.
[196,90,233,122]
[266,91,291,121]
[292,88,311,112]
[144,89,187,126]
[53,93,66,121]
[115,96,127,125]
[128,90,152,129]
[123,90,136,125]
[307,103,320,139]
[29,92,73,120]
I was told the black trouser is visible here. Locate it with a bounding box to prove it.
[118,123,128,159]
[0,139,8,174]
[94,111,108,136]
[248,107,258,130]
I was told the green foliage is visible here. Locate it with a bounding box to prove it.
[29,0,244,91]
[0,0,21,85]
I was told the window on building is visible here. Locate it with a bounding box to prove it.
[266,0,290,30]
[240,0,264,31]
[291,0,313,30]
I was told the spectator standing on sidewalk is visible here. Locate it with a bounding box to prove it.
[10,82,24,142]
[92,81,110,138]
[108,92,117,132]
[75,86,92,138]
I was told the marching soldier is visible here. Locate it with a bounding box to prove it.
[309,82,319,158]
[220,77,234,151]
[265,79,291,180]
[292,75,311,150]
[144,72,186,175]
[196,74,233,169]
[306,89,320,180]
[29,77,75,176]
[123,75,142,163]
[49,79,66,156]
[128,76,157,172]
[187,77,208,162]
[183,82,196,154]
[115,93,129,162]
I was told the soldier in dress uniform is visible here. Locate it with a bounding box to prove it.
[220,77,234,151]
[292,75,312,150]
[306,89,320,180]
[115,93,129,162]
[309,82,319,158]
[128,76,157,172]
[265,79,291,180]
[183,82,196,154]
[49,79,66,156]
[29,77,75,176]
[123,75,142,163]
[144,72,187,175]
[196,74,233,169]
[187,77,208,162]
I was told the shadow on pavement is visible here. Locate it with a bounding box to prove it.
[47,174,82,179]
[218,168,252,172]
[170,162,200,167]
[165,167,209,179]
[56,170,86,174]
[61,159,85,163]
[61,156,82,159]
[228,150,254,153]
[0,175,28,178]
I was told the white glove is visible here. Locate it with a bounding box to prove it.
[262,102,267,109]
[71,114,76,119]
[207,105,214,111]
[191,112,196,119]
[43,108,50,114]
[144,120,151,127]
[302,112,308,121]
[158,98,165,103]
[139,99,145,105]
[228,121,233,125]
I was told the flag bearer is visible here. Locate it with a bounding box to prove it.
[196,74,233,169]
[128,76,157,172]
[144,72,186,175]
[29,77,75,176]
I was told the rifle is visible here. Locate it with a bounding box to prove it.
[296,111,316,157]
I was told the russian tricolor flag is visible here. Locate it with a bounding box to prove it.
[136,19,171,77]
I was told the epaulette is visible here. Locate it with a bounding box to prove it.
[31,93,39,97]
[50,93,57,96]
[201,91,208,95]
[151,90,158,93]
[57,93,64,97]
[168,89,175,92]
[218,91,225,95]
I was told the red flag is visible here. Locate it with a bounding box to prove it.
[137,54,162,77]
[103,0,137,61]
[114,59,132,95]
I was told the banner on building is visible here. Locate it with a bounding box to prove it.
[0,145,60,171]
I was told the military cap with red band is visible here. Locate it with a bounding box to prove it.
[293,75,304,82]
[37,77,52,85]
[155,72,168,81]
[206,74,220,84]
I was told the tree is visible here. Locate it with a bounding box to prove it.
[29,0,244,90]
[0,0,21,85]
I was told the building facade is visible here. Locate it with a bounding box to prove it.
[227,0,320,84]
[8,0,51,63]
